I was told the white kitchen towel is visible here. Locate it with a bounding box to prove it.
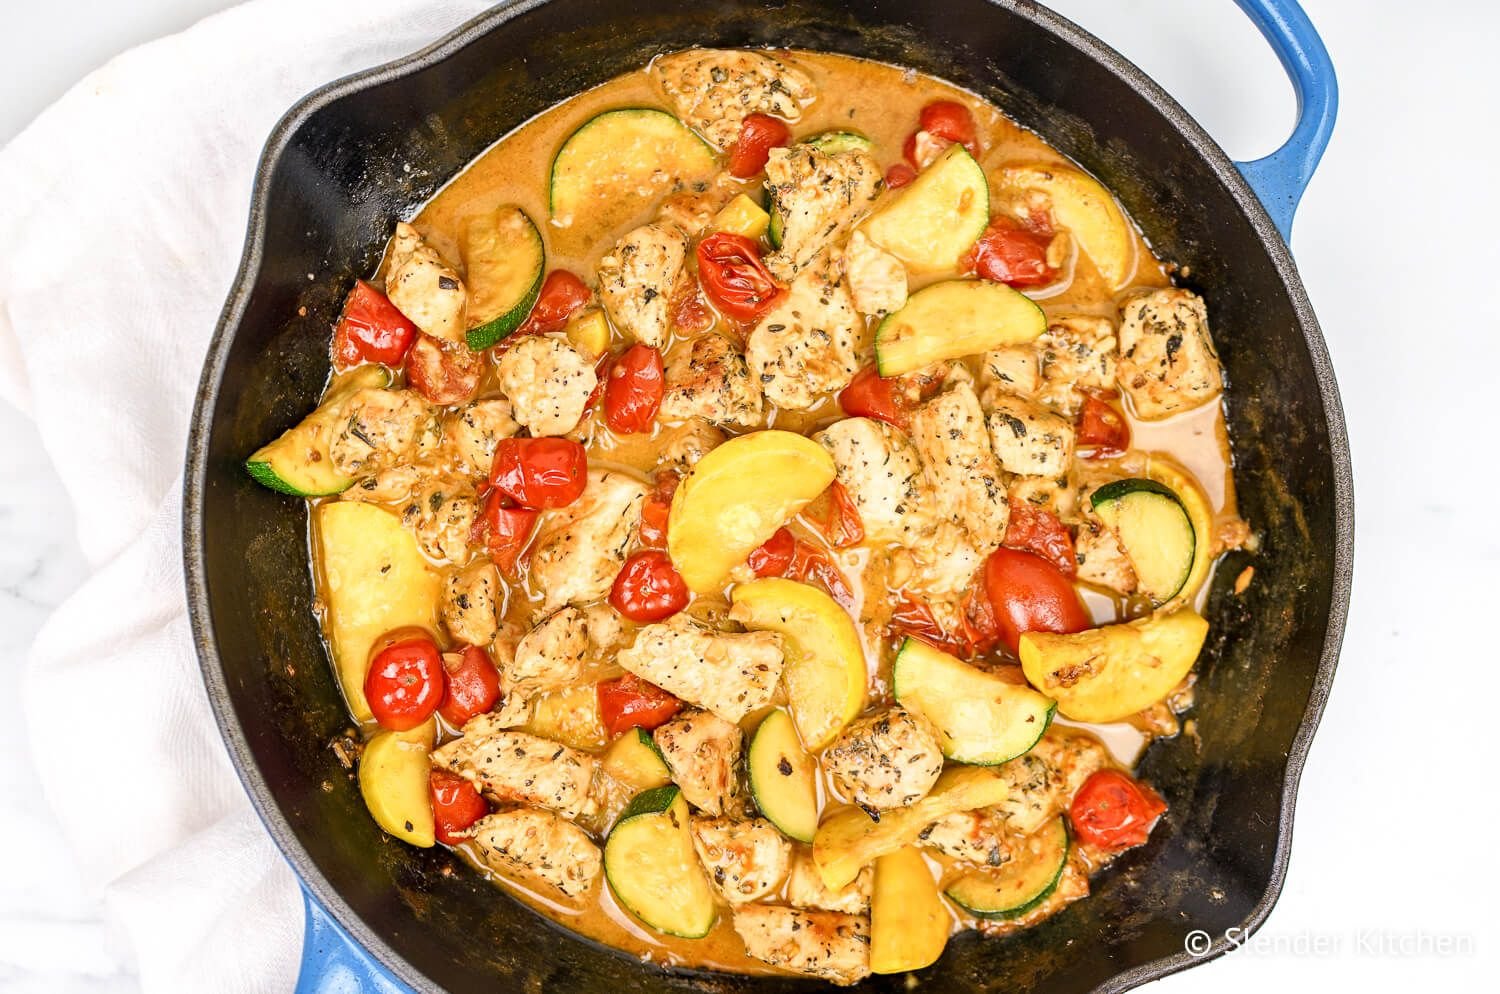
[0,1,494,990]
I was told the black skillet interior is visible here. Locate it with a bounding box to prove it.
[187,0,1350,991]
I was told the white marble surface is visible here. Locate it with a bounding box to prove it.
[2,1,1496,992]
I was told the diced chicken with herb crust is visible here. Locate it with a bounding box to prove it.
[616,615,784,723]
[786,853,871,914]
[529,470,647,611]
[745,257,861,409]
[506,606,589,699]
[985,391,1076,478]
[732,905,871,986]
[652,49,815,150]
[328,388,439,477]
[1116,288,1223,419]
[909,381,1010,550]
[981,345,1043,397]
[658,418,726,470]
[467,809,601,899]
[1037,316,1119,415]
[385,222,466,344]
[822,706,945,811]
[597,222,688,349]
[690,817,792,904]
[1074,518,1138,594]
[659,332,763,427]
[442,562,501,646]
[398,475,479,564]
[919,808,1013,866]
[764,146,882,280]
[815,417,934,546]
[441,397,517,477]
[652,710,743,817]
[841,229,907,316]
[495,336,597,437]
[432,718,600,821]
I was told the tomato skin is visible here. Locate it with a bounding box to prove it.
[603,344,665,434]
[489,437,588,509]
[787,541,855,611]
[364,634,445,731]
[333,280,419,368]
[597,673,683,736]
[919,100,980,154]
[816,481,864,549]
[963,216,1057,288]
[475,491,539,575]
[885,162,917,189]
[406,333,482,405]
[437,645,501,727]
[1077,394,1131,457]
[430,769,489,845]
[610,550,691,622]
[514,270,591,337]
[838,365,909,429]
[982,547,1090,654]
[638,473,679,551]
[746,526,796,577]
[1003,502,1078,577]
[1070,769,1167,851]
[727,113,792,178]
[696,233,785,322]
[670,274,714,334]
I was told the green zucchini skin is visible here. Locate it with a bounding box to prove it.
[462,206,545,351]
[873,279,1046,377]
[747,708,818,842]
[604,786,718,938]
[1089,478,1196,602]
[549,108,717,219]
[944,818,1070,920]
[802,130,875,155]
[243,365,390,497]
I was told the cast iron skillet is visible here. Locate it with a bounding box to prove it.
[183,1,1352,991]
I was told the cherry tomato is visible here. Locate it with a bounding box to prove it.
[1070,769,1167,851]
[610,550,691,622]
[1003,502,1078,577]
[814,481,864,549]
[1077,394,1131,457]
[430,769,489,845]
[475,490,539,575]
[332,280,418,369]
[489,437,588,509]
[747,527,796,577]
[364,634,445,731]
[696,233,785,322]
[838,365,909,429]
[787,541,855,611]
[603,344,665,434]
[982,547,1090,654]
[670,273,715,335]
[885,162,917,189]
[727,113,792,178]
[638,473,679,550]
[597,673,683,736]
[407,333,482,405]
[437,645,501,727]
[963,216,1058,288]
[919,100,980,154]
[889,595,964,656]
[515,270,592,336]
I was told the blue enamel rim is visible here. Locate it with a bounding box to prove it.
[242,1,1340,991]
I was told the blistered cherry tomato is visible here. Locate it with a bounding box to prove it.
[430,769,489,845]
[514,270,591,337]
[885,162,917,189]
[1003,502,1078,577]
[1077,394,1131,457]
[610,550,691,622]
[696,233,785,322]
[407,333,482,405]
[332,280,418,368]
[364,634,445,731]
[838,365,909,429]
[964,216,1057,288]
[727,113,792,178]
[437,645,501,727]
[475,491,539,575]
[489,437,588,509]
[816,481,864,549]
[746,527,797,577]
[597,673,682,736]
[603,344,665,434]
[982,547,1090,654]
[1070,770,1167,851]
[638,473,679,550]
[787,541,855,611]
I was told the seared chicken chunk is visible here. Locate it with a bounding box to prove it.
[899,520,984,601]
[1116,288,1222,420]
[399,476,479,564]
[495,336,597,437]
[989,733,1111,836]
[467,809,601,899]
[652,709,743,816]
[597,222,688,349]
[1037,316,1119,415]
[764,146,883,280]
[732,905,871,986]
[815,417,934,545]
[617,615,785,722]
[657,178,738,237]
[579,602,627,656]
[690,816,792,904]
[822,706,944,811]
[1008,473,1081,524]
[1074,518,1138,594]
[980,345,1043,398]
[385,222,466,344]
[746,257,861,409]
[652,49,815,150]
[406,333,483,406]
[909,381,1009,551]
[507,606,590,699]
[985,392,1076,478]
[432,718,600,821]
[442,397,518,477]
[659,332,763,428]
[442,562,502,646]
[919,808,1013,867]
[658,418,726,471]
[329,388,439,477]
[841,229,907,316]
[530,469,648,611]
[786,852,871,914]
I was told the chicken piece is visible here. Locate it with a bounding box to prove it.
[786,852,871,914]
[385,222,466,344]
[658,418,726,471]
[1116,288,1223,420]
[980,346,1043,398]
[1008,473,1081,524]
[431,717,600,821]
[506,606,589,699]
[578,602,626,656]
[985,392,1076,478]
[530,469,648,611]
[652,49,815,150]
[989,733,1111,836]
[822,706,944,811]
[328,388,440,477]
[652,709,743,817]
[896,521,984,606]
[1074,518,1138,594]
[745,258,861,409]
[657,177,738,237]
[1036,317,1119,415]
[617,615,785,723]
[407,333,483,406]
[732,905,871,986]
[764,146,883,280]
[841,229,907,317]
[908,381,1010,551]
[659,333,763,428]
[690,816,792,904]
[442,397,518,478]
[442,562,502,646]
[495,336,597,437]
[814,417,935,546]
[466,809,601,899]
[397,475,479,564]
[918,808,1013,867]
[597,222,688,349]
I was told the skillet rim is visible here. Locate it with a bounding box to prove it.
[182,1,1354,990]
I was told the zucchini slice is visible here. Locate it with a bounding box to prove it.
[892,638,1055,765]
[874,279,1046,376]
[1090,478,1196,603]
[803,130,875,155]
[604,786,718,938]
[747,709,819,842]
[945,817,1069,919]
[603,728,672,792]
[244,365,390,496]
[860,142,989,272]
[460,205,544,350]
[550,109,718,223]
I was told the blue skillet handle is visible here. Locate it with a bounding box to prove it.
[1230,0,1339,239]
[295,886,412,994]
